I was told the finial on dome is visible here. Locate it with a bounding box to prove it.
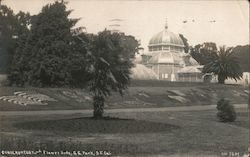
[165,18,168,30]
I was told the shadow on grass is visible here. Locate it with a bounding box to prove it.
[14,116,180,134]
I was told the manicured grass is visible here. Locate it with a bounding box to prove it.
[14,117,180,134]
[0,108,248,156]
[229,111,249,129]
[0,83,248,111]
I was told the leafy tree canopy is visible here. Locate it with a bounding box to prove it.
[4,1,142,119]
[190,42,217,65]
[8,1,88,87]
[0,5,30,73]
[232,45,249,72]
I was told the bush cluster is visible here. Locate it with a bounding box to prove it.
[216,98,236,122]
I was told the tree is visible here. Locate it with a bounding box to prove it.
[0,4,31,74]
[0,5,15,73]
[89,30,139,118]
[232,45,249,72]
[216,98,236,122]
[7,1,140,119]
[8,1,89,87]
[190,42,217,65]
[202,46,243,84]
[179,34,189,53]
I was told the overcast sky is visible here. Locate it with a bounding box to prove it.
[3,0,249,50]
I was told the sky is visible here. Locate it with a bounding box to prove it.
[2,0,249,51]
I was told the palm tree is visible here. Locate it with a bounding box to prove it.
[202,46,243,84]
[89,30,139,118]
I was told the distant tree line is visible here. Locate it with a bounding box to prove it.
[178,35,244,84]
[179,34,248,73]
[189,42,249,73]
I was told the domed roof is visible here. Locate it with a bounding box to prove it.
[131,64,158,80]
[149,28,184,47]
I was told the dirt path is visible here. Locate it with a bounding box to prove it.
[0,104,247,116]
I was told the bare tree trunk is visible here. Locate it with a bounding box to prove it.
[93,96,104,119]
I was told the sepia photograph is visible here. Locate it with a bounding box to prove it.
[0,0,249,156]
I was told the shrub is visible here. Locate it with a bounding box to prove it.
[216,98,236,122]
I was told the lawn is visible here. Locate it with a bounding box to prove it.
[0,81,248,111]
[13,117,179,134]
[0,108,249,157]
[0,81,248,156]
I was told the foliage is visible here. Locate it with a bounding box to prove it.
[0,5,14,73]
[190,42,217,65]
[6,12,31,84]
[190,43,249,73]
[232,45,249,72]
[6,1,139,118]
[179,34,189,53]
[216,98,236,122]
[202,46,243,84]
[89,30,139,118]
[0,5,30,73]
[8,1,89,87]
[0,4,31,78]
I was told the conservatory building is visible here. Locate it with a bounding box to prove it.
[140,22,202,82]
